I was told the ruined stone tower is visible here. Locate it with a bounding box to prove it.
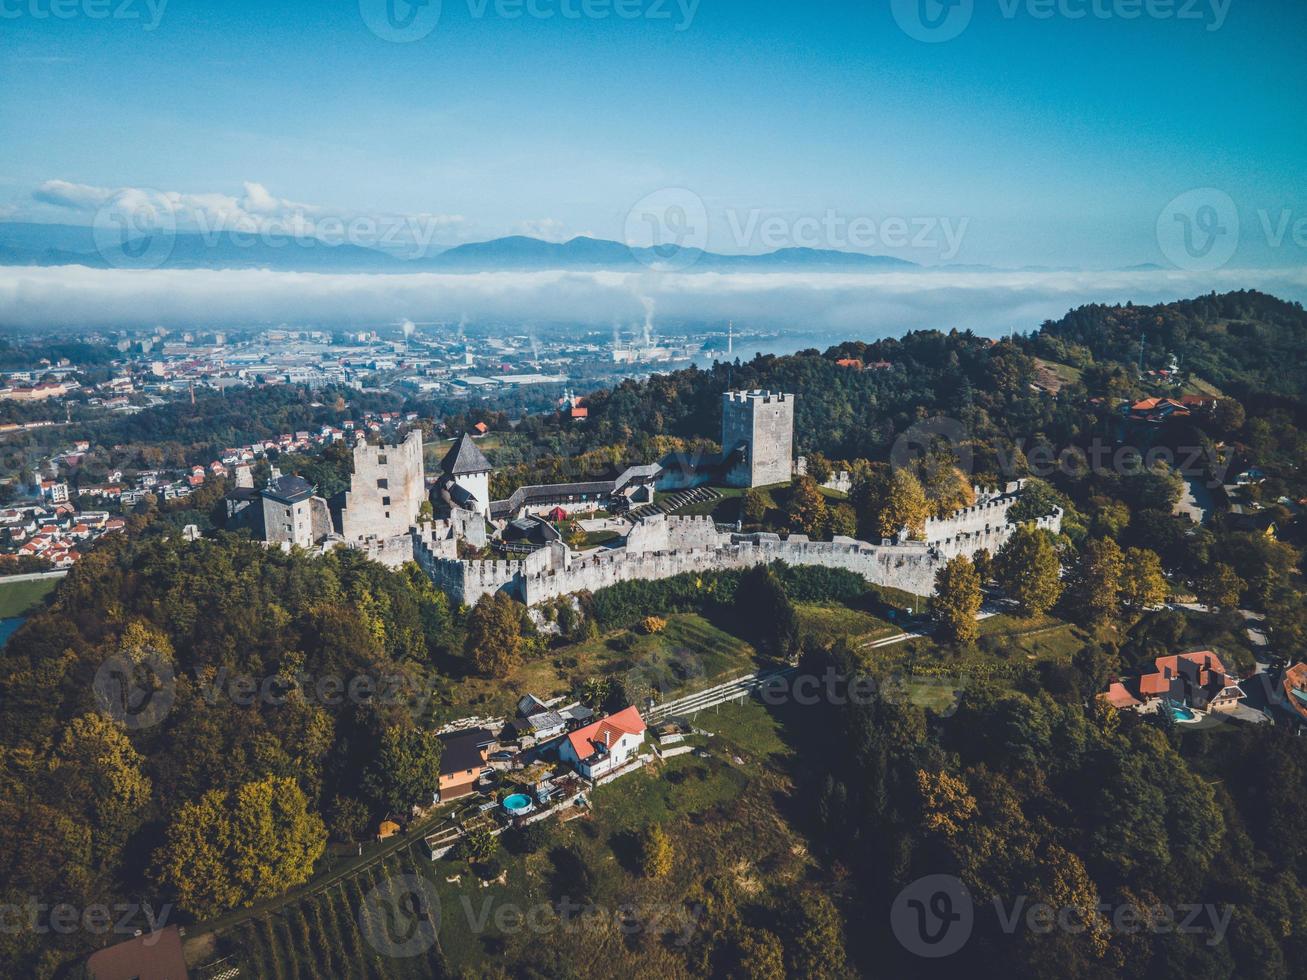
[333,430,427,542]
[721,390,795,488]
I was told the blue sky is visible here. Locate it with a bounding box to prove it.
[2,0,1305,267]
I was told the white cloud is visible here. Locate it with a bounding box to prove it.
[32,179,114,211]
[0,264,1303,335]
[28,179,466,252]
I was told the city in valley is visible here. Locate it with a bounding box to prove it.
[1,3,1304,979]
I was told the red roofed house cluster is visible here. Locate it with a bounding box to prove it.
[1100,650,1246,717]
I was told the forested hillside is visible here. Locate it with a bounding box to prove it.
[1031,290,1307,401]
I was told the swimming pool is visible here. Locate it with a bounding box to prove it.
[502,793,534,815]
[1167,700,1196,722]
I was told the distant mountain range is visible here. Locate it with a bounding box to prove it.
[0,222,919,274]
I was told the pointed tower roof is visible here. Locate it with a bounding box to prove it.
[440,432,491,476]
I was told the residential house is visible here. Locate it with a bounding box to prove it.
[1281,663,1307,726]
[437,727,495,801]
[559,705,647,780]
[1099,651,1246,715]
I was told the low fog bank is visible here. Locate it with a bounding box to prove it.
[1,265,1304,340]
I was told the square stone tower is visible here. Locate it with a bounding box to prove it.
[722,390,795,488]
[336,430,427,542]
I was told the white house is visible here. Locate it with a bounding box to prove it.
[558,706,646,780]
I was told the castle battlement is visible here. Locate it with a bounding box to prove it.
[417,500,1062,609]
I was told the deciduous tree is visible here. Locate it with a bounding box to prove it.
[154,776,325,918]
[641,823,674,878]
[931,555,982,644]
[465,592,524,677]
[1074,537,1125,628]
[784,475,828,537]
[995,526,1064,618]
[1120,547,1168,610]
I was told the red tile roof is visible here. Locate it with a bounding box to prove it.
[565,705,646,763]
[1283,663,1307,723]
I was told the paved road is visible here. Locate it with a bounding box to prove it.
[0,569,68,584]
[1174,475,1214,524]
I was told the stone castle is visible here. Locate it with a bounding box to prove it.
[235,389,1061,607]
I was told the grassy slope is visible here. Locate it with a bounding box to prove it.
[211,702,808,977]
[0,576,58,618]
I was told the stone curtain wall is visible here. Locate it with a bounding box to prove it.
[417,494,1063,608]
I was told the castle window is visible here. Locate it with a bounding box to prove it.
[377,478,389,489]
[378,455,387,464]
[382,496,391,506]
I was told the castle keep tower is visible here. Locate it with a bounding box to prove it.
[334,430,427,542]
[722,390,795,488]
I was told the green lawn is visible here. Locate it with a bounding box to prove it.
[796,601,898,647]
[429,612,764,725]
[0,576,58,618]
[976,613,1087,662]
